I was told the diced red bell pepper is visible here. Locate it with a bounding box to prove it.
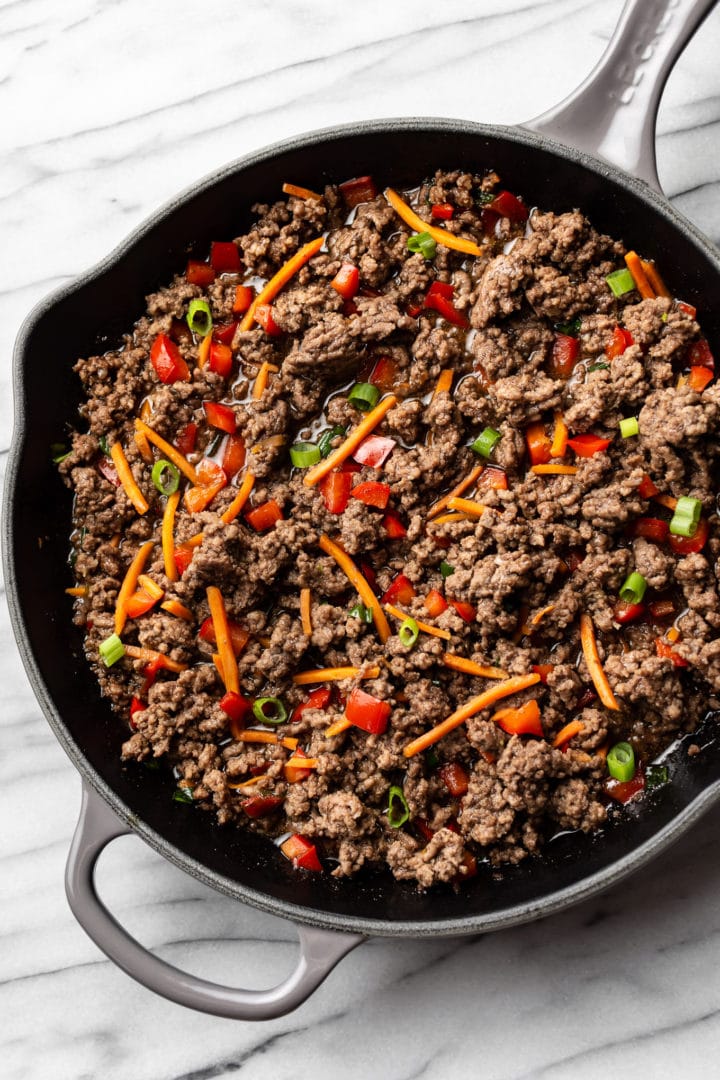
[339,175,377,208]
[280,833,323,871]
[292,686,332,723]
[208,341,233,378]
[488,190,529,222]
[221,432,246,478]
[567,434,611,457]
[448,598,476,623]
[612,600,645,624]
[330,263,360,300]
[173,544,194,577]
[130,696,146,721]
[677,301,697,319]
[213,320,238,346]
[525,421,552,465]
[438,762,469,797]
[351,481,391,509]
[284,746,314,784]
[219,691,252,726]
[382,573,416,606]
[424,281,468,328]
[648,599,675,619]
[343,299,358,316]
[203,401,237,433]
[170,317,193,345]
[320,470,353,514]
[198,616,250,657]
[495,700,543,737]
[255,304,282,336]
[550,333,580,379]
[233,285,254,314]
[140,657,165,696]
[424,589,449,618]
[210,241,241,274]
[425,281,453,300]
[655,638,689,667]
[605,325,634,360]
[605,772,645,804]
[184,458,227,514]
[668,516,708,555]
[97,458,120,486]
[242,795,284,818]
[125,589,159,619]
[479,466,508,491]
[150,333,190,384]
[430,202,454,220]
[245,499,284,532]
[414,818,436,842]
[381,511,407,539]
[688,366,714,392]
[406,302,423,318]
[628,517,669,544]
[481,208,500,235]
[369,356,398,392]
[346,686,391,735]
[531,664,554,684]
[352,435,396,468]
[175,422,198,456]
[185,260,216,287]
[565,550,584,573]
[359,560,378,593]
[454,849,478,882]
[637,474,660,499]
[688,338,714,370]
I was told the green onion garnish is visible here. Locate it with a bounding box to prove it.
[99,633,125,667]
[349,603,373,624]
[51,444,70,464]
[252,697,287,726]
[587,362,610,372]
[318,426,346,458]
[99,435,110,456]
[387,785,410,828]
[619,417,639,438]
[187,298,213,336]
[407,231,437,260]
[607,741,635,783]
[471,427,501,459]
[172,785,194,804]
[554,317,581,337]
[619,571,647,604]
[348,383,380,411]
[289,442,321,469]
[645,764,669,790]
[151,458,180,496]
[440,561,454,578]
[477,191,495,206]
[606,268,636,297]
[669,496,702,538]
[661,312,668,323]
[398,617,420,649]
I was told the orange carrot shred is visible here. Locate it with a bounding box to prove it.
[447,496,487,518]
[579,613,620,711]
[197,334,212,369]
[252,361,280,400]
[221,471,256,525]
[123,644,187,672]
[160,599,194,621]
[384,603,451,641]
[207,586,240,695]
[134,419,198,484]
[641,259,671,298]
[65,586,88,597]
[552,719,584,748]
[304,395,398,487]
[282,182,322,201]
[161,490,180,582]
[293,665,381,685]
[550,413,569,458]
[325,716,352,738]
[109,442,149,515]
[431,511,470,525]
[442,654,509,680]
[318,534,391,643]
[428,464,484,519]
[624,251,655,300]
[433,369,454,398]
[385,188,483,257]
[300,587,313,636]
[240,236,324,332]
[653,493,678,510]
[134,427,153,464]
[531,464,578,475]
[115,540,154,635]
[285,757,319,770]
[239,731,298,749]
[666,626,681,644]
[137,574,164,601]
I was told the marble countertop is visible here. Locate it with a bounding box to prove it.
[3,1,720,1076]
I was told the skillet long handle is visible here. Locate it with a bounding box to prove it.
[524,0,717,192]
[65,782,365,1020]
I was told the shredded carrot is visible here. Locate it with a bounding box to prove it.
[521,604,555,635]
[207,586,240,695]
[433,369,454,398]
[550,412,569,458]
[140,399,153,422]
[109,442,149,515]
[293,665,381,685]
[227,776,265,790]
[114,540,154,635]
[595,742,609,760]
[553,719,584,748]
[184,532,204,548]
[384,603,452,641]
[137,574,164,601]
[641,259,670,299]
[219,471,256,525]
[666,626,681,644]
[282,182,322,201]
[160,599,194,621]
[240,236,324,332]
[447,496,487,518]
[624,251,655,300]
[212,652,225,683]
[318,534,391,643]
[304,395,398,487]
[579,613,620,711]
[65,586,87,597]
[403,673,541,757]
[197,333,212,369]
[676,374,689,389]
[653,493,678,510]
[431,511,470,526]
[134,419,198,484]
[252,361,280,400]
[427,464,484,519]
[239,730,298,750]
[300,588,313,636]
[134,427,153,463]
[442,654,509,680]
[285,757,319,770]
[325,716,352,738]
[161,490,180,583]
[123,644,188,672]
[385,188,483,257]
[531,464,578,475]
[109,533,121,548]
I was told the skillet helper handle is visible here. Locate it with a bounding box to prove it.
[525,0,717,193]
[65,782,365,1020]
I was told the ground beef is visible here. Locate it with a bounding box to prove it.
[64,168,720,890]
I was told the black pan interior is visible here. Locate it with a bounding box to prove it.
[8,121,720,931]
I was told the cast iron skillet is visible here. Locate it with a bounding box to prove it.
[4,0,720,1020]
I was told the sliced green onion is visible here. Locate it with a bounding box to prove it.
[587,362,610,372]
[607,741,635,783]
[471,427,501,459]
[253,696,287,726]
[661,312,669,323]
[99,633,125,667]
[554,317,581,337]
[290,442,321,469]
[398,617,420,649]
[187,298,213,336]
[619,416,639,438]
[424,748,440,770]
[477,191,495,206]
[349,603,373,624]
[606,268,636,297]
[645,764,669,790]
[619,571,647,604]
[407,231,437,260]
[51,443,69,464]
[387,785,410,828]
[318,425,346,458]
[348,383,380,411]
[172,785,194,804]
[440,561,454,578]
[151,458,180,495]
[98,435,110,456]
[669,495,702,538]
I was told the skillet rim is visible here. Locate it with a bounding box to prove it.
[5,114,720,938]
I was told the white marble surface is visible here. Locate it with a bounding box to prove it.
[2,0,720,1076]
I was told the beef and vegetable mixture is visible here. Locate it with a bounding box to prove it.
[60,169,720,888]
